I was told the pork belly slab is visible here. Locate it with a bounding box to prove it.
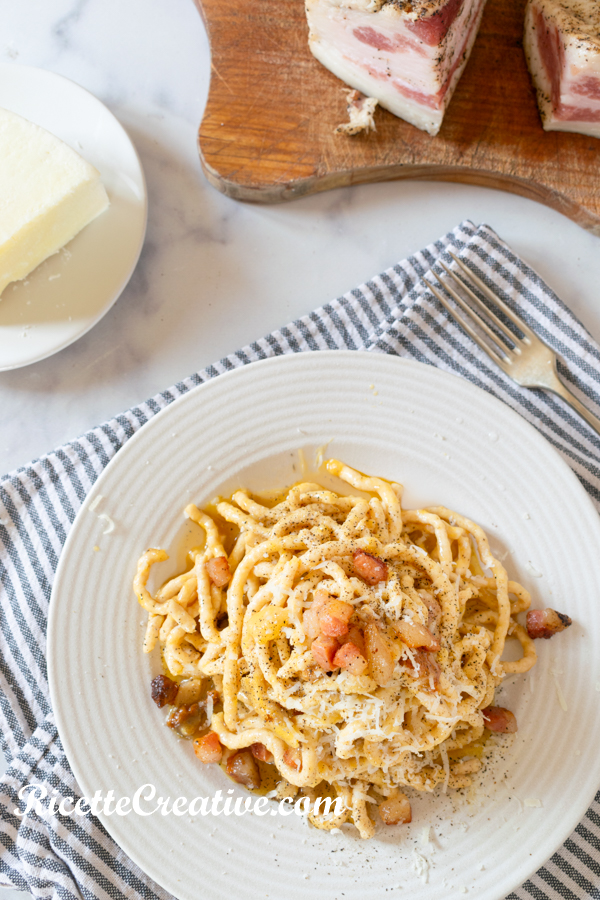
[305,0,488,135]
[524,0,600,138]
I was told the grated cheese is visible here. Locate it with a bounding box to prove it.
[411,850,430,884]
[551,670,568,712]
[98,513,115,535]
[283,682,302,697]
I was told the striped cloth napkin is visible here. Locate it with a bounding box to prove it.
[1,219,599,900]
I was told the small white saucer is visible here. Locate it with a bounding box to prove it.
[0,64,147,371]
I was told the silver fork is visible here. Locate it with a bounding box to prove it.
[423,253,600,438]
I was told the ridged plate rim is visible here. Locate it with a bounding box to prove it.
[48,351,600,900]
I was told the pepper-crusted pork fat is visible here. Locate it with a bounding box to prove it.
[524,0,600,138]
[305,0,489,135]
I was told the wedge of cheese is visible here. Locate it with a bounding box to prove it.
[306,0,488,136]
[0,108,109,297]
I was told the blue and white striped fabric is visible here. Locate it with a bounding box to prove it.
[1,219,600,900]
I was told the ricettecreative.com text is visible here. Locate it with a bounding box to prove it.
[14,783,344,820]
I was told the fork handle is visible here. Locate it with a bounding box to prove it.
[544,371,600,439]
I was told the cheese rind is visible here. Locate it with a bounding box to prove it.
[0,108,110,296]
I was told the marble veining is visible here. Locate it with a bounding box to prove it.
[0,0,599,484]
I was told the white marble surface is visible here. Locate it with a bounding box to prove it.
[1,0,600,481]
[0,0,599,895]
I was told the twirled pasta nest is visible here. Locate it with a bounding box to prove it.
[135,459,537,838]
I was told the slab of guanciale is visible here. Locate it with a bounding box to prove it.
[195,0,600,234]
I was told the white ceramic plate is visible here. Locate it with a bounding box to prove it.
[48,352,600,900]
[0,63,147,371]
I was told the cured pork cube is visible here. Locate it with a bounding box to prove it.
[524,0,600,138]
[305,0,488,136]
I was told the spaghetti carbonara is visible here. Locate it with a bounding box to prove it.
[134,459,539,838]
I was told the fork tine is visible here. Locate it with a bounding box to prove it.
[422,277,510,369]
[426,270,514,360]
[447,252,537,343]
[437,260,521,352]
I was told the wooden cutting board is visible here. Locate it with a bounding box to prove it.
[195,0,600,235]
